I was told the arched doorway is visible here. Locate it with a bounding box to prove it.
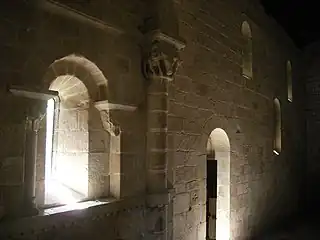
[206,128,230,240]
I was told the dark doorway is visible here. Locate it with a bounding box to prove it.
[206,153,217,240]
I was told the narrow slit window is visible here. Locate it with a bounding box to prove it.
[273,98,281,155]
[287,61,293,102]
[45,98,55,196]
[241,21,253,79]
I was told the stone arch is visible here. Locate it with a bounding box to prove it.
[207,128,230,240]
[43,54,108,101]
[241,21,253,79]
[273,98,282,155]
[286,60,293,102]
[35,54,120,207]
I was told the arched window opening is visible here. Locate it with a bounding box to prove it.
[273,98,281,155]
[35,54,113,208]
[206,128,230,240]
[241,21,253,79]
[45,75,91,205]
[287,61,293,102]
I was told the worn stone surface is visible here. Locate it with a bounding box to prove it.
[0,0,308,240]
[0,198,147,240]
[168,0,304,239]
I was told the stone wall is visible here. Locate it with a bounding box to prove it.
[0,197,147,240]
[0,95,29,218]
[304,42,320,213]
[0,0,147,230]
[168,0,305,239]
[0,0,307,240]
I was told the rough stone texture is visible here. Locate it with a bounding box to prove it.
[167,0,305,239]
[304,42,320,215]
[0,197,147,240]
[0,0,146,234]
[0,0,307,240]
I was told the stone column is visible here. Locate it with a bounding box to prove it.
[22,113,42,217]
[143,31,185,240]
[141,1,185,238]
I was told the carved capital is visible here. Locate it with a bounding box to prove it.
[26,113,45,132]
[99,110,121,136]
[142,30,186,81]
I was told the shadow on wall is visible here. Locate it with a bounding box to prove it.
[304,174,320,217]
[254,220,320,240]
[250,213,308,240]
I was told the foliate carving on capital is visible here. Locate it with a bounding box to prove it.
[143,40,182,81]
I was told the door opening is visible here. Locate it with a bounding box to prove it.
[206,152,217,240]
[206,128,230,240]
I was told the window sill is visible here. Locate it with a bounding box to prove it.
[273,149,280,155]
[41,198,115,216]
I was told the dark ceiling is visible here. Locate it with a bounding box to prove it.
[260,0,319,49]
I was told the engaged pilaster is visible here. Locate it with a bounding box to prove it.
[143,30,185,194]
[143,29,185,240]
[23,112,43,217]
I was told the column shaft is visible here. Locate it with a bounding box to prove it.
[23,117,39,216]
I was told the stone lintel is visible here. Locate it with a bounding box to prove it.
[94,100,137,112]
[8,85,59,101]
